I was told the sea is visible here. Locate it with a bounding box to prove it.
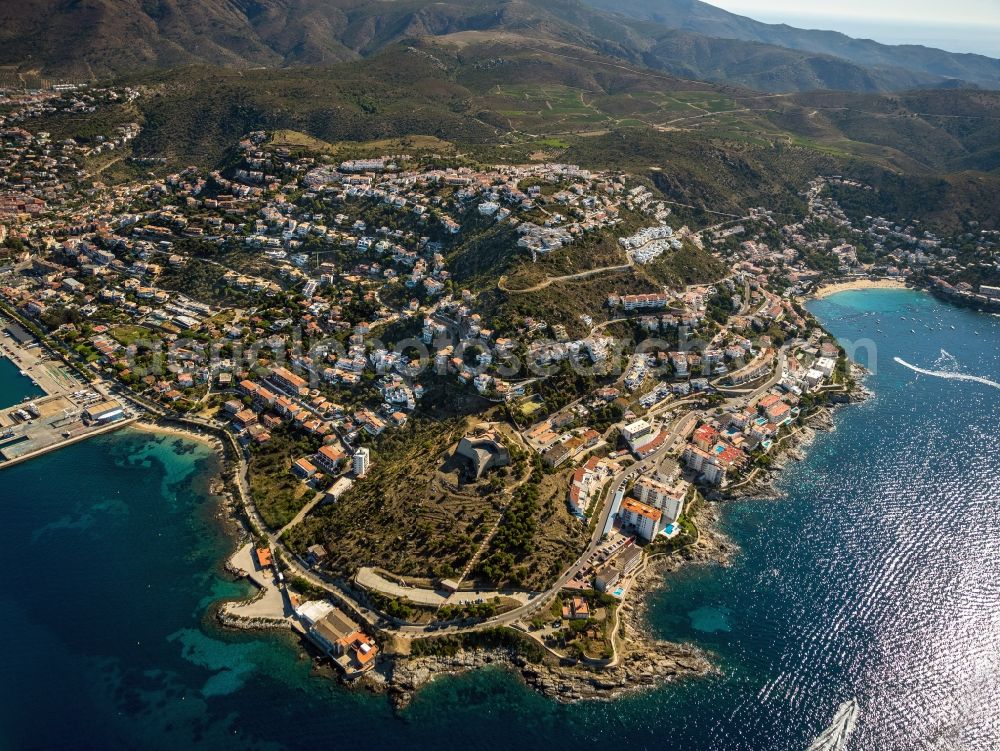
[0,356,44,410]
[709,8,1000,58]
[1,287,999,751]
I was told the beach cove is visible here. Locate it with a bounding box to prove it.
[2,287,1000,750]
[810,277,909,299]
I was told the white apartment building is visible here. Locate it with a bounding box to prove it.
[633,476,687,524]
[353,447,371,477]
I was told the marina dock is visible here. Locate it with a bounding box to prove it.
[0,318,135,468]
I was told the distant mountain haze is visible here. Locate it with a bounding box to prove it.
[2,0,998,92]
[712,0,997,30]
[726,14,1000,58]
[581,0,1000,86]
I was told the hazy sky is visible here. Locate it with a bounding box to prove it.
[712,0,998,25]
[710,0,1000,56]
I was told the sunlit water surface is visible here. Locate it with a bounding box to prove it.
[1,288,998,750]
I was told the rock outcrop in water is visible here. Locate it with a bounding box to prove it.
[370,626,713,710]
[215,370,869,710]
[353,501,733,709]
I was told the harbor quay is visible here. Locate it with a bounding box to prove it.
[0,316,135,468]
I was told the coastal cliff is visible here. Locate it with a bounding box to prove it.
[374,640,712,709]
[373,500,735,707]
[206,352,872,710]
[371,524,727,708]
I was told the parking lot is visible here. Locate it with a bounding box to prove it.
[0,322,134,464]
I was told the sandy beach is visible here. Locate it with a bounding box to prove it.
[811,278,908,299]
[129,418,222,449]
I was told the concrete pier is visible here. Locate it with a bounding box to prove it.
[0,319,135,468]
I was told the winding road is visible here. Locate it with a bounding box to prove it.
[499,260,633,294]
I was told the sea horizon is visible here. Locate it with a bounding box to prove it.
[740,12,1000,57]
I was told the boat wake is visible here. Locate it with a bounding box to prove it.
[807,699,859,751]
[894,357,1000,390]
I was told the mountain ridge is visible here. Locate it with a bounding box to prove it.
[2,0,997,94]
[583,0,1000,88]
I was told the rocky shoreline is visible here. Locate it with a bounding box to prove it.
[204,369,870,710]
[723,419,824,501]
[724,370,870,502]
[349,499,731,710]
[358,382,864,710]
[369,638,714,710]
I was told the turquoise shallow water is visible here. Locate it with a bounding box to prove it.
[1,289,999,750]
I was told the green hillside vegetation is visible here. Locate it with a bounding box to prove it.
[828,170,1000,231]
[445,223,526,291]
[122,55,496,165]
[775,90,1000,173]
[585,0,1000,90]
[282,404,583,589]
[7,0,998,94]
[481,271,646,336]
[270,130,458,159]
[500,228,632,290]
[28,38,1000,233]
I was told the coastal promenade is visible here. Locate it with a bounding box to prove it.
[355,567,534,608]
